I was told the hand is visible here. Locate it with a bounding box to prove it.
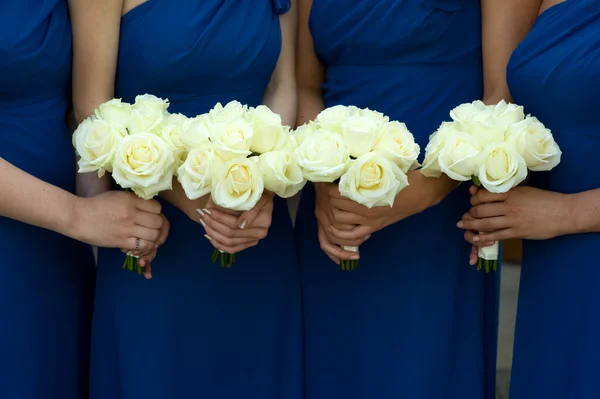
[197,192,274,253]
[72,191,164,253]
[124,214,170,279]
[327,171,457,242]
[314,183,364,264]
[461,185,495,265]
[458,186,572,242]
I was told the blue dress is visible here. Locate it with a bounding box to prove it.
[0,1,96,398]
[295,1,499,398]
[91,2,303,398]
[506,1,600,397]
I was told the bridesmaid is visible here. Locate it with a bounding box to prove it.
[0,1,166,398]
[460,0,600,397]
[69,1,303,398]
[295,0,536,398]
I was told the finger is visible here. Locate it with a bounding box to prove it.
[155,215,170,248]
[330,197,368,214]
[143,262,152,279]
[331,208,366,225]
[471,190,509,206]
[476,229,516,243]
[238,192,273,229]
[464,230,495,247]
[134,211,164,229]
[203,223,258,248]
[200,213,267,240]
[329,224,372,244]
[132,225,161,242]
[135,198,162,214]
[458,216,511,232]
[469,185,479,196]
[318,224,360,262]
[138,250,156,268]
[197,208,238,229]
[469,245,478,266]
[207,236,260,254]
[469,203,508,219]
[125,237,154,254]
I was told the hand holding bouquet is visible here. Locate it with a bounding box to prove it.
[294,105,420,270]
[420,100,561,272]
[73,95,177,274]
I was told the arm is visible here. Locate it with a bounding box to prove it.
[568,190,600,235]
[295,0,325,127]
[481,0,541,103]
[263,2,297,127]
[70,0,123,197]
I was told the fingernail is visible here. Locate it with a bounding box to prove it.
[473,236,480,242]
[199,218,206,227]
[350,255,360,260]
[196,209,205,216]
[239,219,247,229]
[139,260,145,267]
[203,208,211,215]
[204,234,212,241]
[457,221,464,228]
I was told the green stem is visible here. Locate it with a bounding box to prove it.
[212,249,237,268]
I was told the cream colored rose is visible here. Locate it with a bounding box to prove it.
[212,156,264,211]
[449,100,487,123]
[112,132,175,200]
[160,113,188,168]
[177,146,214,200]
[463,108,507,147]
[209,101,248,124]
[315,105,350,131]
[73,117,127,177]
[181,115,212,151]
[94,98,132,129]
[128,94,169,134]
[293,121,318,144]
[247,105,290,154]
[374,121,420,173]
[294,129,350,182]
[507,116,561,171]
[438,130,481,181]
[491,100,525,125]
[339,152,408,208]
[476,142,527,193]
[209,118,253,160]
[420,122,456,178]
[341,114,383,158]
[257,151,306,198]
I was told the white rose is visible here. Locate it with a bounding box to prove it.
[128,95,169,134]
[341,114,383,158]
[209,118,253,160]
[294,129,350,182]
[181,115,212,151]
[247,105,290,154]
[209,101,248,124]
[160,113,188,168]
[212,156,264,211]
[438,130,481,181]
[315,105,349,131]
[491,100,525,125]
[112,132,175,200]
[339,152,408,208]
[374,121,420,173]
[464,108,507,147]
[257,151,306,198]
[477,142,527,193]
[73,117,127,177]
[94,98,132,129]
[293,121,318,144]
[449,100,487,123]
[507,116,561,171]
[420,122,456,178]
[177,146,214,200]
[360,107,389,124]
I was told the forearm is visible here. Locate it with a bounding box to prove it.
[296,87,325,126]
[263,80,297,127]
[564,189,600,235]
[159,178,208,218]
[0,157,77,237]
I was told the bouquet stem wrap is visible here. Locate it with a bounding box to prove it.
[472,176,497,272]
[340,246,359,271]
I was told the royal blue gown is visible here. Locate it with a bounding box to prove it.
[506,1,600,397]
[0,1,96,398]
[295,1,499,398]
[91,2,303,398]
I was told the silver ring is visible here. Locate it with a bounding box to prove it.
[135,238,140,252]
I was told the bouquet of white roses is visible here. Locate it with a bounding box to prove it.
[294,105,420,270]
[73,94,177,274]
[177,101,305,268]
[420,100,561,272]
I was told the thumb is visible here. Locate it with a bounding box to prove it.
[238,192,271,229]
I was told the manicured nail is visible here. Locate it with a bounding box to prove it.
[196,208,205,216]
[199,218,206,227]
[239,219,247,229]
[457,221,464,228]
[203,208,211,215]
[204,234,212,241]
[139,259,146,267]
[350,255,360,260]
[473,236,480,242]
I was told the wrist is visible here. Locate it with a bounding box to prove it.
[61,194,86,241]
[563,192,588,236]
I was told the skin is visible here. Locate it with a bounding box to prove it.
[462,0,572,265]
[296,0,534,264]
